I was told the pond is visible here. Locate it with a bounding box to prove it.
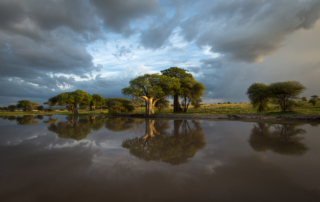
[0,115,320,202]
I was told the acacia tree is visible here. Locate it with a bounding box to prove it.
[180,77,205,112]
[17,100,40,111]
[122,73,180,115]
[49,89,91,114]
[269,81,306,112]
[161,67,192,112]
[8,105,16,112]
[90,94,105,111]
[246,83,270,113]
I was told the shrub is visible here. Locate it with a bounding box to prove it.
[309,99,318,106]
[106,98,134,113]
[37,105,44,111]
[44,108,55,112]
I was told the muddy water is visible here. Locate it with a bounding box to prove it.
[0,115,320,202]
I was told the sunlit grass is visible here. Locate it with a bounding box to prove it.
[1,101,319,116]
[133,101,320,115]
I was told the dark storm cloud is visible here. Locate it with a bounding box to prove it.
[90,0,159,35]
[191,0,320,63]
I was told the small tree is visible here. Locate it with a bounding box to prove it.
[106,98,134,113]
[122,74,180,115]
[180,77,205,112]
[90,94,105,111]
[301,97,307,101]
[246,83,270,113]
[309,99,318,106]
[269,81,306,112]
[8,105,16,112]
[311,95,319,100]
[17,100,39,111]
[3,107,8,111]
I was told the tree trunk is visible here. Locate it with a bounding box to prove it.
[173,94,180,112]
[74,103,78,114]
[141,96,154,115]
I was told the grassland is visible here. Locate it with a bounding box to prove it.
[1,101,319,116]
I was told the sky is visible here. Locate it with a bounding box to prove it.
[1,0,320,106]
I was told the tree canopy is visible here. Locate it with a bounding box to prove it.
[48,89,92,114]
[180,77,205,112]
[90,94,105,111]
[246,83,270,112]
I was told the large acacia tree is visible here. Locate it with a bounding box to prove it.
[161,67,192,112]
[122,73,180,115]
[49,89,92,114]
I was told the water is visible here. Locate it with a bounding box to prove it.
[0,115,320,202]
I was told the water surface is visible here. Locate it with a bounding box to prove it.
[0,115,320,202]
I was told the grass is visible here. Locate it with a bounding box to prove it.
[1,101,319,116]
[133,101,320,115]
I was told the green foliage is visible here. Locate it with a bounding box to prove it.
[122,73,180,99]
[106,98,134,113]
[16,100,40,111]
[91,94,105,105]
[154,98,170,112]
[311,95,319,100]
[180,77,205,112]
[160,67,193,79]
[8,105,16,112]
[269,81,306,112]
[246,83,270,113]
[309,98,318,106]
[49,89,92,114]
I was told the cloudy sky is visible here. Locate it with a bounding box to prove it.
[1,0,320,106]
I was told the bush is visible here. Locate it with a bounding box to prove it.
[37,105,44,111]
[106,98,134,113]
[309,99,318,106]
[44,108,55,112]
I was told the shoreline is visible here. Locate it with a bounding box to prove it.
[113,113,320,123]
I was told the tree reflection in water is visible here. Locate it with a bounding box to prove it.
[47,116,108,141]
[122,119,206,165]
[249,122,308,156]
[0,115,44,125]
